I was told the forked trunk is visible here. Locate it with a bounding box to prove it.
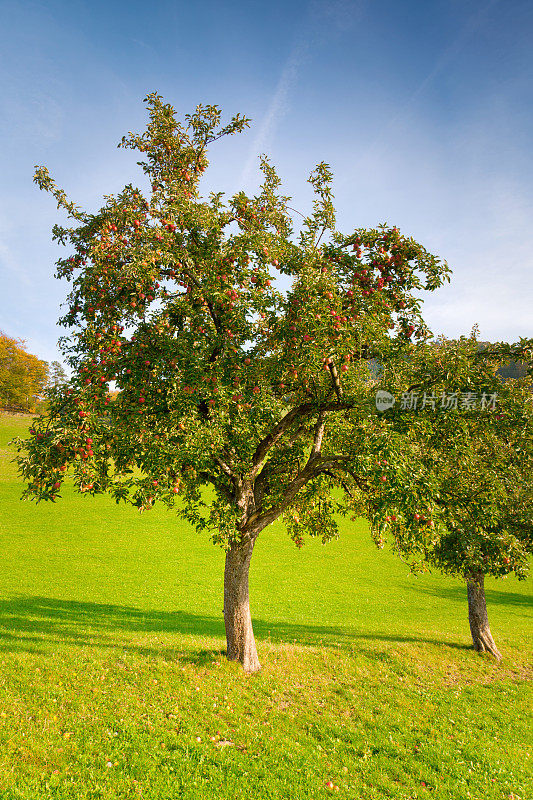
[466,572,502,660]
[223,536,261,673]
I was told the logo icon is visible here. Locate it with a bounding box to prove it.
[375,390,395,411]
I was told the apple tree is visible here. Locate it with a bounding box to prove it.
[365,333,533,659]
[15,94,453,672]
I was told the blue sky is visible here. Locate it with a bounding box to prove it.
[1,0,532,363]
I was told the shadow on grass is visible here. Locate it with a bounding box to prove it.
[405,583,532,608]
[0,594,480,660]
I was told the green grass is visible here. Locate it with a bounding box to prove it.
[0,414,531,800]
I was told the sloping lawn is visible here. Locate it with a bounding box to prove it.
[0,414,531,799]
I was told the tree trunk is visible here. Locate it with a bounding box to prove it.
[223,537,261,673]
[466,572,502,660]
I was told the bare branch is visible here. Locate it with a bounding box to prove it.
[216,457,235,479]
[328,361,343,399]
[310,411,327,458]
[315,224,327,248]
[249,403,314,479]
[249,400,354,480]
[284,204,306,219]
[245,453,360,535]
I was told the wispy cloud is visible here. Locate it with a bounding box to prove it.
[337,0,501,190]
[240,0,364,190]
[405,0,500,110]
[309,0,362,34]
[239,41,307,190]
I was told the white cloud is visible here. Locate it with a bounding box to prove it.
[424,281,533,342]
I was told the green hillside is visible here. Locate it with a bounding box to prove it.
[0,414,531,800]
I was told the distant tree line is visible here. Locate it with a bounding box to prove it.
[495,359,529,380]
[368,342,529,383]
[478,342,529,382]
[0,331,67,413]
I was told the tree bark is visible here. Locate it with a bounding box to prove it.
[224,536,261,673]
[466,572,502,660]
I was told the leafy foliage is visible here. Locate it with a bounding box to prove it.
[0,331,48,412]
[368,332,533,580]
[16,93,455,551]
[47,360,68,390]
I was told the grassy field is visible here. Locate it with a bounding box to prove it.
[0,414,531,800]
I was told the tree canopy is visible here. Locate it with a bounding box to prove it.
[366,332,533,657]
[47,360,68,391]
[0,331,48,412]
[14,94,532,670]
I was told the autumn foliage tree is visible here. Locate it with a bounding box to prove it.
[16,94,455,672]
[367,333,533,659]
[0,331,48,412]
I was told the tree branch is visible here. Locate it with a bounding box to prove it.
[216,456,235,479]
[181,256,223,337]
[310,411,327,458]
[316,468,355,498]
[245,453,360,535]
[328,361,343,399]
[286,423,308,450]
[245,456,321,533]
[249,401,354,480]
[249,403,314,479]
[198,471,234,502]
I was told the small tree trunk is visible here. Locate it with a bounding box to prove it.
[466,572,502,660]
[223,537,261,673]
